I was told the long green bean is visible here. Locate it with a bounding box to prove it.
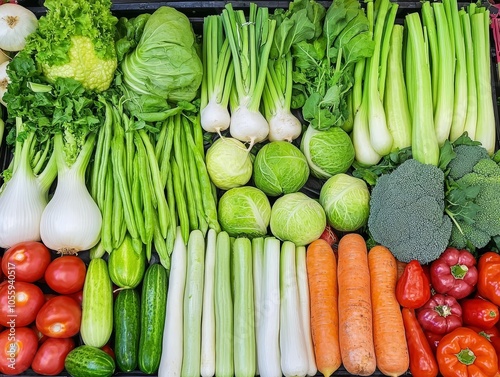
[155,119,169,161]
[166,166,177,255]
[111,132,139,241]
[173,114,186,188]
[96,102,114,210]
[131,154,147,244]
[90,102,110,201]
[159,118,175,188]
[183,121,221,233]
[179,121,198,232]
[139,129,170,238]
[135,133,155,245]
[123,114,135,189]
[183,117,208,235]
[101,163,114,253]
[112,160,125,249]
[171,157,190,243]
[153,211,170,269]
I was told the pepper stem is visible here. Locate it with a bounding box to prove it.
[435,305,452,317]
[451,264,469,279]
[455,348,476,365]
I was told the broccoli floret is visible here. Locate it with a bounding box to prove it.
[447,144,490,180]
[448,158,500,249]
[368,159,452,264]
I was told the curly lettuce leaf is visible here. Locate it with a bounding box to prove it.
[22,0,118,92]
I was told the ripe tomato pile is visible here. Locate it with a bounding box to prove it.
[0,242,87,375]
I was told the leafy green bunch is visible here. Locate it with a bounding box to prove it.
[291,0,375,130]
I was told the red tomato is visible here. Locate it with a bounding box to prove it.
[1,242,51,283]
[0,256,3,280]
[44,256,86,295]
[101,343,115,359]
[66,290,83,306]
[0,327,38,375]
[31,337,75,375]
[0,282,45,327]
[36,296,81,338]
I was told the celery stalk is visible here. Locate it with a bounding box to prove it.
[432,3,455,145]
[378,3,398,99]
[421,2,439,110]
[471,10,496,155]
[405,12,440,166]
[367,0,393,156]
[460,11,478,139]
[384,25,412,150]
[445,0,468,141]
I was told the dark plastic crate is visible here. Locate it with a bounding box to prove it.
[2,1,500,376]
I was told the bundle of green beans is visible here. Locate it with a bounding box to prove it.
[89,98,220,269]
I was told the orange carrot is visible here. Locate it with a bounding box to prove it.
[396,260,408,280]
[306,239,341,377]
[337,233,376,376]
[368,245,409,377]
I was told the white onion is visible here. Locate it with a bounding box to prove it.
[0,60,9,106]
[0,49,9,64]
[40,166,102,254]
[0,4,38,52]
[0,164,47,248]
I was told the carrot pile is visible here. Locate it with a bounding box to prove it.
[305,233,409,377]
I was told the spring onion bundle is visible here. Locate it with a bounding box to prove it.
[222,3,276,150]
[200,15,234,136]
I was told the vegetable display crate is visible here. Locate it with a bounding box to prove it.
[1,0,500,376]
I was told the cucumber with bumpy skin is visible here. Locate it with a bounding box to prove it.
[81,258,113,348]
[138,263,168,374]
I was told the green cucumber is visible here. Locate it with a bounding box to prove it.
[108,235,146,288]
[81,258,113,348]
[138,263,168,374]
[114,288,141,372]
[65,345,115,377]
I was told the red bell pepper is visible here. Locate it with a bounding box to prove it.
[469,326,500,371]
[396,260,432,309]
[430,247,478,300]
[425,331,444,354]
[402,308,439,377]
[417,294,463,335]
[462,298,500,330]
[436,327,498,377]
[478,252,500,307]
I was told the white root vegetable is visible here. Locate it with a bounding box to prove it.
[0,3,38,52]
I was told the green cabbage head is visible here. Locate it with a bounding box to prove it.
[270,192,326,246]
[121,6,203,103]
[253,141,310,197]
[319,173,370,232]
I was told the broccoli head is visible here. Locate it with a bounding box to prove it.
[447,144,490,180]
[368,159,452,264]
[448,158,500,249]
